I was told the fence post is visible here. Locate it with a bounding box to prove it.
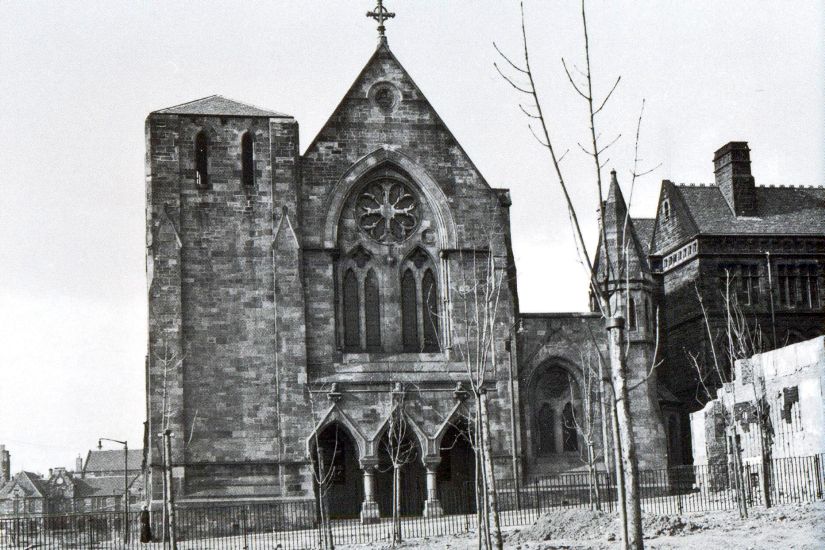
[242,506,249,550]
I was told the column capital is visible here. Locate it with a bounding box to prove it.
[359,457,379,469]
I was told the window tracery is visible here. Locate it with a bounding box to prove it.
[336,168,442,354]
[356,179,419,243]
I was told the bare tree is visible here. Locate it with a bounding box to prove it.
[448,241,508,550]
[493,1,661,546]
[691,270,775,515]
[153,340,188,549]
[564,353,603,509]
[305,384,339,550]
[378,384,420,546]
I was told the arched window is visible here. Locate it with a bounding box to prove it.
[628,297,637,331]
[343,269,360,350]
[421,269,439,352]
[662,199,670,221]
[364,269,381,351]
[195,131,209,188]
[335,168,444,353]
[537,404,555,456]
[401,269,419,352]
[530,365,581,456]
[241,132,254,187]
[400,248,440,353]
[562,403,579,452]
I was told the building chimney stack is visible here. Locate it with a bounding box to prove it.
[0,445,10,485]
[714,141,757,216]
[75,455,83,474]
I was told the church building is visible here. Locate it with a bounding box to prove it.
[143,4,824,516]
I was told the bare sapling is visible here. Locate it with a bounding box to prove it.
[449,233,508,550]
[306,384,339,550]
[379,385,419,546]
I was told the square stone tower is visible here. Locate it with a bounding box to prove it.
[145,96,311,501]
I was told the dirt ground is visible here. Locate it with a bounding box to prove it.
[338,502,825,549]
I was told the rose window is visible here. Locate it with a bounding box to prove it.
[356,180,419,243]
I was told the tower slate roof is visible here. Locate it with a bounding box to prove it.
[594,171,652,279]
[152,95,290,118]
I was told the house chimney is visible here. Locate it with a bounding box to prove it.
[0,445,10,485]
[75,455,83,474]
[714,141,757,216]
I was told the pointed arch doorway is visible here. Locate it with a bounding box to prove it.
[437,419,477,514]
[376,425,426,516]
[311,423,364,519]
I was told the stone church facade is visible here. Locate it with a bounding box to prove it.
[144,34,824,513]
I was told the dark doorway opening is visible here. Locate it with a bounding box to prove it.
[437,420,477,514]
[376,426,425,516]
[312,423,363,519]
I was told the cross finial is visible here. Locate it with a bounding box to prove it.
[367,0,395,40]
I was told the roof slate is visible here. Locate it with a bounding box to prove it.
[84,449,143,473]
[75,475,143,497]
[152,95,289,118]
[674,184,825,235]
[633,218,655,256]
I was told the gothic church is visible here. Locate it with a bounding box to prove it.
[144,9,824,516]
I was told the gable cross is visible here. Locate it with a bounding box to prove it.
[366,0,395,39]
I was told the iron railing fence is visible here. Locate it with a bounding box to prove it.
[0,454,821,549]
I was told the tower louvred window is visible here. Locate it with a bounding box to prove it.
[241,132,254,187]
[195,131,209,188]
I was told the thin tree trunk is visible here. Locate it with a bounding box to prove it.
[480,391,503,550]
[598,356,613,485]
[474,439,484,550]
[475,404,492,550]
[607,318,643,550]
[393,466,401,545]
[611,393,627,541]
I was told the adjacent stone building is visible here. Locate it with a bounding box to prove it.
[691,336,825,467]
[143,19,823,515]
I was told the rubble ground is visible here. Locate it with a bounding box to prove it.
[339,501,825,549]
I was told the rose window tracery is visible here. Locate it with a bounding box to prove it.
[356,180,419,243]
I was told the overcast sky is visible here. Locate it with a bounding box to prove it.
[1,1,822,474]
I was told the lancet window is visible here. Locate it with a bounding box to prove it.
[194,131,209,188]
[241,132,254,187]
[400,247,440,353]
[340,246,380,352]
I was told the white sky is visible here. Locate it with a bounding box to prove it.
[1,1,822,474]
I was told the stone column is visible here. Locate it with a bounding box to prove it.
[423,459,443,517]
[360,460,380,524]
